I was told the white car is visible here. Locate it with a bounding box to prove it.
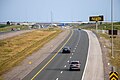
[69,61,80,71]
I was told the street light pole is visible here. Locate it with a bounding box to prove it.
[111,0,115,72]
[111,0,114,58]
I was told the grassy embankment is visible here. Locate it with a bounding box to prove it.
[80,22,120,30]
[0,24,28,32]
[0,28,62,79]
[99,33,120,79]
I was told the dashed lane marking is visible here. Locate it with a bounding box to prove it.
[64,65,66,68]
[56,78,59,80]
[67,60,69,63]
[31,30,74,80]
[60,71,63,74]
[72,53,73,55]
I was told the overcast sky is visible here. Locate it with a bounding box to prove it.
[0,0,120,22]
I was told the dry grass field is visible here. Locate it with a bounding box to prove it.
[0,28,62,77]
[99,33,120,79]
[110,36,120,79]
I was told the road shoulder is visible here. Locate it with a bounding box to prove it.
[82,30,104,80]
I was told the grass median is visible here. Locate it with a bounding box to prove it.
[0,28,62,78]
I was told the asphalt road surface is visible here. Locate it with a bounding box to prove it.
[23,29,89,80]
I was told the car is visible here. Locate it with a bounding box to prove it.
[69,61,80,71]
[62,46,71,53]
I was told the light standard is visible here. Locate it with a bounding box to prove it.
[111,0,115,72]
[111,0,114,58]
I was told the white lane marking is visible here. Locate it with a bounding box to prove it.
[64,65,66,68]
[70,56,72,58]
[72,53,73,55]
[104,46,106,47]
[56,78,59,80]
[60,71,63,74]
[67,60,69,63]
[74,48,76,49]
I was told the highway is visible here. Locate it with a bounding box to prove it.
[23,29,89,80]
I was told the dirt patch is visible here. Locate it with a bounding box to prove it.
[99,36,111,80]
[97,32,120,80]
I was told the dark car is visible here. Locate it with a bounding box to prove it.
[62,46,71,53]
[69,61,80,71]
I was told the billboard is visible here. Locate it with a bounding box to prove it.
[89,15,104,21]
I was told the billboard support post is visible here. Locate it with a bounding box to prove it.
[96,21,98,32]
[89,15,103,33]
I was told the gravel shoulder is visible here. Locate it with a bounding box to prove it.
[2,29,70,80]
[82,30,104,80]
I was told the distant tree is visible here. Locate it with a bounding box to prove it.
[7,21,10,25]
[17,23,20,25]
[100,22,102,25]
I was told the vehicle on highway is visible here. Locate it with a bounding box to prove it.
[69,61,80,71]
[62,46,71,53]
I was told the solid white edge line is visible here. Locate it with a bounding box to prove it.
[56,78,59,80]
[81,30,90,80]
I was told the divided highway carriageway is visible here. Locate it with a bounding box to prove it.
[23,29,89,80]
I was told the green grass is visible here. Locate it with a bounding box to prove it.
[0,24,8,28]
[79,22,120,30]
[0,25,29,32]
[99,22,120,30]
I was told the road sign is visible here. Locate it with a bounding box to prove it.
[89,15,104,21]
[109,72,118,80]
[108,30,118,35]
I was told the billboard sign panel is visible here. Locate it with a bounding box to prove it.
[89,15,104,21]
